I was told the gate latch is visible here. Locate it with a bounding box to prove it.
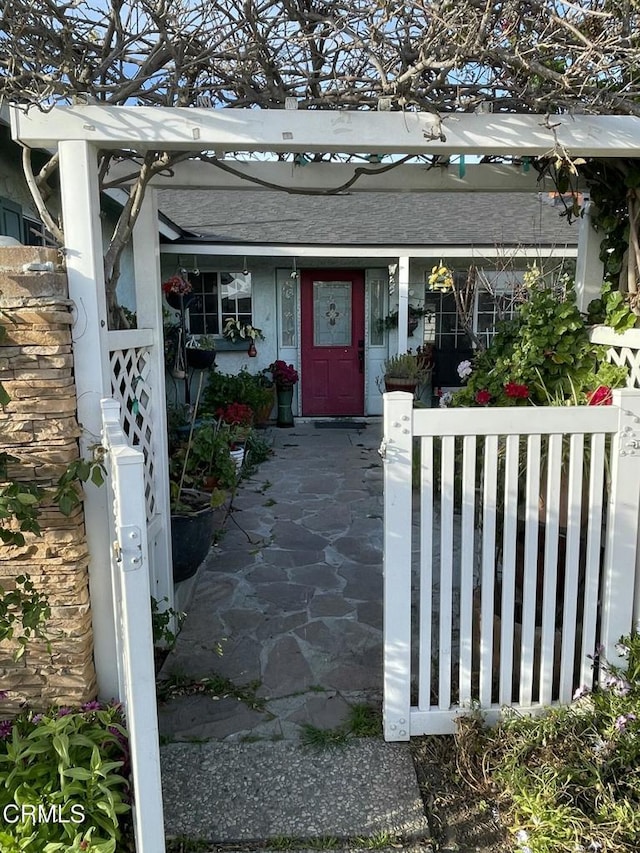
[114,525,143,572]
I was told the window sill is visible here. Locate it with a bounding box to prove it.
[215,338,252,352]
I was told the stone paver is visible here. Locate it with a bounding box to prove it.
[159,421,386,741]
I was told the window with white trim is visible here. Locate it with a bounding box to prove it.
[186,271,253,336]
[423,268,525,350]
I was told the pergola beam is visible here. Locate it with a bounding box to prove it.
[107,161,552,193]
[10,106,640,157]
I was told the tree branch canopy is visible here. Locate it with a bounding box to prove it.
[1,0,640,116]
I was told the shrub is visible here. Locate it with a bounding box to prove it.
[202,368,273,416]
[451,286,628,408]
[456,633,640,853]
[0,701,132,852]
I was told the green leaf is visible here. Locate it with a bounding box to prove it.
[62,767,93,781]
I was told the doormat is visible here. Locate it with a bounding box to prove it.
[314,421,367,429]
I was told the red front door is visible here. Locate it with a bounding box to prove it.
[300,269,365,416]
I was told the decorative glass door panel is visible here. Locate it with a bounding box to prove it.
[301,270,365,416]
[313,281,352,347]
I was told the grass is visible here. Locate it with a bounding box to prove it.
[300,702,383,749]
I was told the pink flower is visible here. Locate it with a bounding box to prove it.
[475,389,492,405]
[504,382,530,399]
[587,386,612,406]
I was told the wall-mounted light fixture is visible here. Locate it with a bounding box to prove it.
[242,256,249,276]
[290,257,299,280]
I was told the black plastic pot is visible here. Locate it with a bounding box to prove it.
[170,497,215,582]
[186,347,216,370]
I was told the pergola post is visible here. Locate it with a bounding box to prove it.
[397,256,410,354]
[58,140,119,698]
[575,197,605,313]
[132,190,174,612]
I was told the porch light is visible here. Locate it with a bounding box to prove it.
[290,258,299,279]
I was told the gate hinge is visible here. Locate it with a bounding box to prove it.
[114,525,143,572]
[378,438,388,459]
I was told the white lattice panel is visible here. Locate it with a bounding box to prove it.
[109,347,156,522]
[589,325,640,389]
[606,346,640,389]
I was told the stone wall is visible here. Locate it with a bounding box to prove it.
[0,246,97,713]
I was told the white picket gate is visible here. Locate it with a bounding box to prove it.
[381,389,640,740]
[101,398,166,853]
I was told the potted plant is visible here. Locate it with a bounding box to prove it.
[185,334,217,370]
[216,402,254,469]
[377,305,433,336]
[267,360,299,427]
[168,405,234,583]
[381,352,432,394]
[222,318,265,357]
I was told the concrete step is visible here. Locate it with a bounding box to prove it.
[161,739,430,845]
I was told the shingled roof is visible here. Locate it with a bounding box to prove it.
[158,189,578,248]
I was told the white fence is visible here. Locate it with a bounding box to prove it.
[101,398,166,853]
[381,389,640,740]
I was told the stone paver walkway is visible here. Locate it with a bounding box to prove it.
[158,421,386,741]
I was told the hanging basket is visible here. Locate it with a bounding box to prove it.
[186,347,216,370]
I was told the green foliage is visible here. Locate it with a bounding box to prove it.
[456,633,640,853]
[0,702,132,852]
[587,281,638,333]
[150,596,185,649]
[202,368,273,416]
[382,352,430,380]
[452,286,629,407]
[52,453,106,518]
[0,574,51,661]
[0,457,44,546]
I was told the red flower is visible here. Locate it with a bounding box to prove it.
[475,389,492,405]
[268,360,299,387]
[504,382,530,399]
[162,275,192,295]
[587,386,613,406]
[216,402,254,426]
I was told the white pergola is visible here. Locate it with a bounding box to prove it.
[10,106,640,697]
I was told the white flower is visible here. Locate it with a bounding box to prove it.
[516,830,530,843]
[439,391,453,408]
[457,360,472,380]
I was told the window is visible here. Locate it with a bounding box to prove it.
[0,197,23,242]
[424,268,524,350]
[187,271,253,336]
[23,218,56,248]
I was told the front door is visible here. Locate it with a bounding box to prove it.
[301,269,365,416]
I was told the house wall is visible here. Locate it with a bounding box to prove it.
[0,246,97,714]
[160,253,394,415]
